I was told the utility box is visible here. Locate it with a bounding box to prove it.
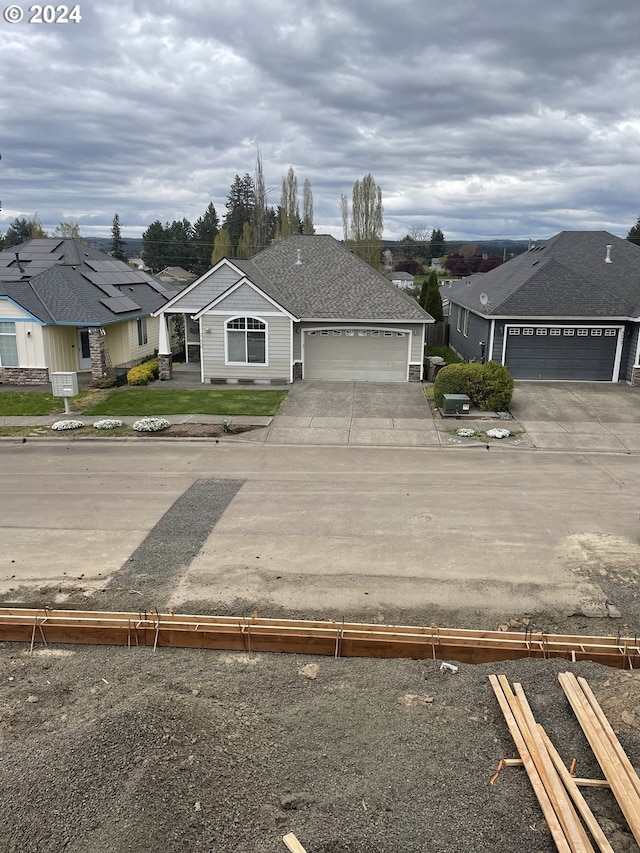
[51,371,79,398]
[442,393,471,415]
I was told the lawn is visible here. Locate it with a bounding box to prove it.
[425,345,463,364]
[82,388,288,417]
[0,390,97,416]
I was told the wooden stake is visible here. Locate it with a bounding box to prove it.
[282,832,307,853]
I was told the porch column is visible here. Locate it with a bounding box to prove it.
[88,327,112,381]
[157,312,173,380]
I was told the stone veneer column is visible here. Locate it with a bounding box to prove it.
[408,364,422,381]
[88,327,110,380]
[631,366,640,387]
[158,353,173,380]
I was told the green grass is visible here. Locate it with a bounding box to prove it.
[82,388,288,417]
[0,390,96,416]
[425,345,463,364]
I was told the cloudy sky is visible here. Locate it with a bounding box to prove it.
[1,0,639,244]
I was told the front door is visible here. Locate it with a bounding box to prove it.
[77,329,92,370]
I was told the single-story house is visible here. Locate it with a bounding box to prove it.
[445,231,640,384]
[387,271,415,290]
[156,266,197,287]
[154,235,434,383]
[0,237,180,384]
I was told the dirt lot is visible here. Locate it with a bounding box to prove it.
[1,644,639,853]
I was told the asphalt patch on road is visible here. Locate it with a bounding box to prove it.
[107,478,244,612]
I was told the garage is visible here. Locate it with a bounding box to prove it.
[504,325,620,380]
[304,328,410,381]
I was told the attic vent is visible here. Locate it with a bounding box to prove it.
[295,249,303,266]
[605,245,612,264]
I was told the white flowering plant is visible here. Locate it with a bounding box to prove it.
[51,420,85,431]
[486,428,511,439]
[132,417,171,432]
[456,428,476,437]
[93,419,124,430]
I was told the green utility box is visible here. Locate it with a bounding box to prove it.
[442,394,471,414]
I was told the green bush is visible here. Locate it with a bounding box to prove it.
[127,358,159,386]
[433,361,514,411]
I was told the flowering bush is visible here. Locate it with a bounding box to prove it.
[132,417,171,432]
[456,428,476,437]
[51,420,85,431]
[127,358,159,386]
[93,419,124,430]
[487,428,511,439]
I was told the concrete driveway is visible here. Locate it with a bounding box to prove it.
[507,382,640,452]
[266,381,439,446]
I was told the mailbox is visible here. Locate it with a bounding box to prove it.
[442,393,471,415]
[51,372,79,398]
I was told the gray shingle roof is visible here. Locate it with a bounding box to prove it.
[244,235,432,321]
[0,238,179,324]
[447,231,640,318]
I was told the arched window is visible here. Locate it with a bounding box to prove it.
[226,317,267,364]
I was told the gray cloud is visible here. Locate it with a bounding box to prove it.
[1,0,639,242]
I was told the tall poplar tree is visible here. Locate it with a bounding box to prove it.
[276,167,300,239]
[349,174,383,270]
[302,179,315,235]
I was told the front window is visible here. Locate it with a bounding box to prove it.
[0,321,19,366]
[137,317,148,346]
[226,317,266,364]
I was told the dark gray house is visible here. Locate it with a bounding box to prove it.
[154,235,434,383]
[445,231,640,383]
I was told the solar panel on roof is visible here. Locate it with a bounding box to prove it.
[98,284,123,298]
[82,271,109,286]
[100,296,141,314]
[0,270,29,280]
[0,258,15,267]
[147,279,170,293]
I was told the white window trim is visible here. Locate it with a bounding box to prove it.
[462,308,469,337]
[224,315,269,367]
[0,320,19,367]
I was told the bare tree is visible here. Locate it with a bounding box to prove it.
[277,167,300,239]
[349,174,383,270]
[340,194,349,243]
[408,225,429,244]
[302,179,315,235]
[252,147,267,253]
[55,221,81,238]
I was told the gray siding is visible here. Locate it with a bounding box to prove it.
[201,313,291,381]
[215,283,280,313]
[167,267,241,314]
[448,306,491,361]
[621,323,639,382]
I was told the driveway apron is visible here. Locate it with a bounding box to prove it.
[265,381,440,446]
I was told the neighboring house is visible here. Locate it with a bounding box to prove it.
[0,238,180,385]
[157,266,197,287]
[388,271,415,290]
[154,235,434,383]
[445,231,640,384]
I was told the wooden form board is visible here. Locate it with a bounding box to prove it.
[1,608,639,669]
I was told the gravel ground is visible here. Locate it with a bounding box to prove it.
[2,645,639,853]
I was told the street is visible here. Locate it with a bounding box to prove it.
[1,440,638,631]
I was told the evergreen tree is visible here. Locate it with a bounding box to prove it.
[223,174,255,254]
[429,228,446,260]
[211,228,232,265]
[191,203,220,276]
[3,216,47,247]
[627,215,640,246]
[110,213,127,261]
[422,269,443,322]
[166,218,193,270]
[142,220,168,272]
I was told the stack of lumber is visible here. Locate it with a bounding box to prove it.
[490,672,640,852]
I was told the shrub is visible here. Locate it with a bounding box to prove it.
[91,376,117,389]
[127,358,159,386]
[93,419,124,430]
[132,417,170,432]
[51,420,84,431]
[434,361,514,411]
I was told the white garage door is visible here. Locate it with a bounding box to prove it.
[304,329,409,381]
